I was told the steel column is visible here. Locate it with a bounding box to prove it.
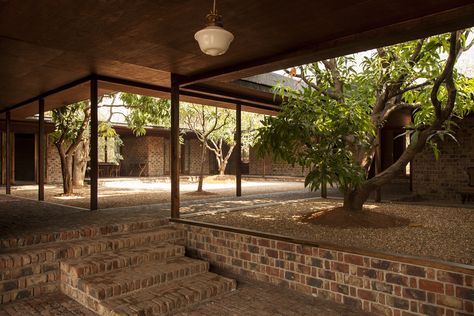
[235,104,242,197]
[90,78,99,210]
[170,74,180,218]
[38,99,45,201]
[5,112,11,194]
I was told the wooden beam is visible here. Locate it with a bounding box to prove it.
[375,128,382,202]
[90,78,98,210]
[179,4,474,85]
[5,112,11,194]
[170,74,180,218]
[38,99,45,201]
[0,75,92,114]
[235,104,242,197]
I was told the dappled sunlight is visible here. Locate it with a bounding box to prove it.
[54,195,84,200]
[242,212,276,221]
[12,185,56,191]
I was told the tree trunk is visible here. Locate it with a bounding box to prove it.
[218,161,227,175]
[343,187,372,211]
[343,126,435,211]
[58,147,74,195]
[197,142,207,192]
[72,139,89,187]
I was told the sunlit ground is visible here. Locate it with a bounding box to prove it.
[7,177,308,209]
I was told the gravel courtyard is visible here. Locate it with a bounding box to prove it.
[193,199,474,265]
[8,177,307,209]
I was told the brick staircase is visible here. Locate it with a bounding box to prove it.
[0,219,236,315]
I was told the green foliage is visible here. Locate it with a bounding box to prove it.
[258,74,372,192]
[120,93,170,136]
[50,101,90,144]
[257,30,473,194]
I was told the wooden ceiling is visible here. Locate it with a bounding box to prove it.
[1,0,473,117]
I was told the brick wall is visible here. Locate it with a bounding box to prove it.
[121,135,151,176]
[46,135,62,184]
[413,117,474,200]
[188,138,209,175]
[181,222,474,316]
[146,136,165,176]
[249,146,305,177]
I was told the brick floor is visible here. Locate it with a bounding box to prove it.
[0,292,96,316]
[0,278,372,316]
[0,191,317,242]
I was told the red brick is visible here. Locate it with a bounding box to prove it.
[358,289,377,302]
[456,286,474,300]
[276,242,294,252]
[419,279,444,294]
[421,304,445,316]
[404,265,426,277]
[331,261,349,273]
[330,282,349,295]
[437,294,463,309]
[385,273,408,286]
[371,302,392,316]
[343,296,362,309]
[437,271,464,285]
[344,254,364,266]
[265,249,278,258]
[465,275,474,287]
[357,267,377,279]
[387,296,409,310]
[403,288,426,301]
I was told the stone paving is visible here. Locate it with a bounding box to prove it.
[0,278,372,316]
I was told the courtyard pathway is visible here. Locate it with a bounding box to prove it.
[0,278,372,316]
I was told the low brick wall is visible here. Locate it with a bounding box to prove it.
[177,220,474,316]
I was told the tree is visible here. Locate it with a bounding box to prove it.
[181,104,233,191]
[51,93,170,195]
[257,30,474,211]
[51,101,91,195]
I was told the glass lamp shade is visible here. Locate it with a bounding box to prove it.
[194,25,234,56]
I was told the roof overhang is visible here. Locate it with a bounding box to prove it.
[1,0,473,117]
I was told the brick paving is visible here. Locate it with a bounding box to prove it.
[0,278,372,316]
[0,292,96,315]
[0,190,318,241]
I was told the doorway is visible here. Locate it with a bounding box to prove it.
[14,133,36,182]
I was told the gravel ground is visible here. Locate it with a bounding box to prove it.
[194,199,474,265]
[8,178,307,209]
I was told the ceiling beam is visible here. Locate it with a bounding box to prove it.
[179,3,474,86]
[0,75,92,114]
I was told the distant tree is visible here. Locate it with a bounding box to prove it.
[181,104,232,191]
[119,93,170,135]
[52,93,170,195]
[257,30,474,211]
[51,101,91,195]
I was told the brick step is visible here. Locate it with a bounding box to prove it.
[1,226,185,304]
[0,225,185,270]
[99,272,236,316]
[61,243,185,281]
[1,218,170,250]
[61,257,210,311]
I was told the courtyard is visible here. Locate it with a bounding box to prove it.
[0,1,473,316]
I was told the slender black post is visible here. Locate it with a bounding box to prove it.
[170,74,180,218]
[375,128,382,202]
[38,99,45,201]
[235,104,242,196]
[5,112,11,194]
[90,78,98,210]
